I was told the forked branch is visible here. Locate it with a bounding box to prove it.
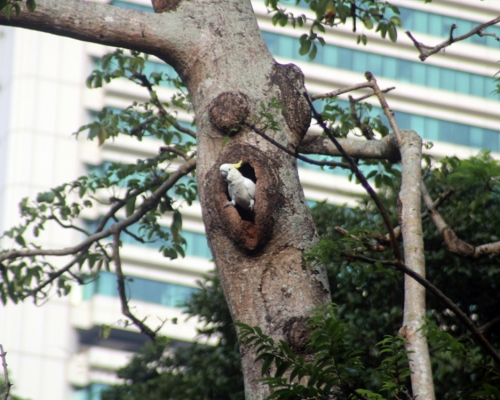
[421,181,500,258]
[406,16,500,61]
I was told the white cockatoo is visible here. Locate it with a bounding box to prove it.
[220,160,256,212]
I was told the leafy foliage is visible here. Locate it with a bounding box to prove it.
[265,0,402,59]
[0,50,197,305]
[0,0,35,20]
[236,304,406,399]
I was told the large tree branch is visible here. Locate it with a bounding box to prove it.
[0,0,196,63]
[397,130,435,399]
[298,132,401,163]
[0,158,196,263]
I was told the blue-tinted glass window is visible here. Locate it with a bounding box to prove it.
[83,218,211,259]
[338,47,353,70]
[441,70,455,92]
[382,57,397,80]
[455,70,471,94]
[323,46,338,67]
[111,0,152,12]
[83,271,199,308]
[426,66,440,89]
[367,53,383,76]
[412,63,426,86]
[262,31,499,100]
[398,60,412,83]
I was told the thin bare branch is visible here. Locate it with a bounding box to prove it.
[310,81,373,101]
[365,72,404,146]
[421,181,500,258]
[0,344,11,400]
[159,146,190,160]
[27,251,88,300]
[406,16,500,61]
[0,158,196,262]
[334,226,389,252]
[246,123,350,169]
[49,212,90,236]
[113,231,157,341]
[304,93,402,262]
[345,253,500,365]
[351,86,395,103]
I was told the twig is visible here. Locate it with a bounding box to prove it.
[245,123,350,169]
[129,116,157,137]
[365,72,404,146]
[348,95,375,140]
[111,215,150,244]
[26,252,88,302]
[406,16,500,61]
[421,181,500,258]
[0,158,196,262]
[159,146,190,160]
[304,93,401,261]
[334,226,389,252]
[352,86,395,103]
[0,344,11,400]
[113,231,157,341]
[310,81,373,101]
[344,253,500,365]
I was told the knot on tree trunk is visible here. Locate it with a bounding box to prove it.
[268,63,311,146]
[205,144,283,253]
[208,91,250,136]
[283,316,311,354]
[151,0,182,12]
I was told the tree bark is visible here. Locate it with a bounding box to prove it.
[1,1,331,398]
[398,130,435,400]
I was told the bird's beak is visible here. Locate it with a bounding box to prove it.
[220,170,228,180]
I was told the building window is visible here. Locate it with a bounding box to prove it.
[83,271,199,308]
[261,31,499,100]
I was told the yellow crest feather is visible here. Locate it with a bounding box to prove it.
[232,160,243,169]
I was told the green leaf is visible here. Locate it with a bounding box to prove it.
[388,24,397,43]
[363,14,373,30]
[26,0,35,12]
[299,38,311,56]
[0,0,8,11]
[125,196,136,217]
[4,3,11,19]
[15,235,26,247]
[309,43,318,60]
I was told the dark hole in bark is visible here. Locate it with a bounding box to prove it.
[223,162,257,222]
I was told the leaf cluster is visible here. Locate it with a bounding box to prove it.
[236,304,412,399]
[266,0,401,60]
[0,0,35,20]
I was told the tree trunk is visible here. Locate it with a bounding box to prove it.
[0,1,332,397]
[169,2,332,396]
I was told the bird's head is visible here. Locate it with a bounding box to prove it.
[220,160,243,181]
